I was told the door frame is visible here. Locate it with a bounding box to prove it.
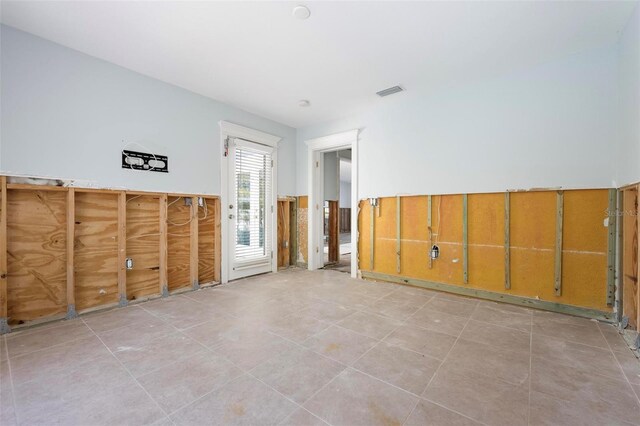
[219,121,281,284]
[306,129,359,278]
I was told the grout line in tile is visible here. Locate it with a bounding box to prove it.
[3,335,20,426]
[80,317,171,419]
[596,320,640,407]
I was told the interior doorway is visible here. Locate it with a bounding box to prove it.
[323,150,352,273]
[306,129,358,278]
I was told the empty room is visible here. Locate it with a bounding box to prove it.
[1,1,640,425]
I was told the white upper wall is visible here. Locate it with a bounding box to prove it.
[0,25,297,196]
[340,180,351,209]
[617,2,640,187]
[296,45,619,198]
[323,151,338,201]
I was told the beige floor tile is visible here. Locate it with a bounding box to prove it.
[83,305,162,333]
[424,363,529,426]
[404,399,481,426]
[17,378,165,425]
[98,320,176,353]
[470,304,532,332]
[433,292,480,306]
[298,300,357,323]
[266,312,332,343]
[460,320,530,354]
[613,350,640,385]
[384,324,457,360]
[170,374,297,425]
[426,298,478,319]
[532,310,598,327]
[601,326,634,352]
[213,331,296,370]
[141,296,222,330]
[303,325,378,365]
[443,338,530,385]
[6,320,94,358]
[1,337,7,363]
[304,368,418,426]
[531,356,640,424]
[113,331,206,377]
[279,408,329,426]
[532,318,608,349]
[138,351,243,413]
[409,306,468,337]
[251,346,345,404]
[10,335,111,385]
[182,316,264,349]
[337,311,402,340]
[532,333,626,381]
[529,389,637,426]
[353,342,441,395]
[364,298,427,321]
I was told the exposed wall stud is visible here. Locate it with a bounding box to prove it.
[428,195,433,269]
[65,188,77,319]
[606,188,617,306]
[463,194,468,284]
[505,192,511,290]
[555,191,564,296]
[159,194,168,297]
[190,197,200,290]
[396,196,401,274]
[0,176,10,334]
[370,200,375,270]
[117,192,127,307]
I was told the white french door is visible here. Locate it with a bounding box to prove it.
[228,138,275,280]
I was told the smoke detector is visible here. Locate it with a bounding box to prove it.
[376,85,404,97]
[293,5,311,20]
[298,99,311,107]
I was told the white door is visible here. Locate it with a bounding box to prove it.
[228,138,274,280]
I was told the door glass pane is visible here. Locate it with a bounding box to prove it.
[234,146,271,261]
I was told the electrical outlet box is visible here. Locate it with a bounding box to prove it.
[125,258,134,270]
[197,197,204,207]
[184,198,192,206]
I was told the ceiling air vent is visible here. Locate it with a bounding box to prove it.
[376,85,404,97]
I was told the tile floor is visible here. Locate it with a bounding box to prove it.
[1,268,640,426]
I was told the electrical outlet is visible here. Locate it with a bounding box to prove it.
[197,197,204,207]
[125,258,134,270]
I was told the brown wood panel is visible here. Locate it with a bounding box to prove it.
[0,177,7,319]
[117,192,127,303]
[7,189,67,323]
[198,198,216,284]
[126,194,160,300]
[339,208,351,233]
[213,198,221,282]
[74,192,119,311]
[167,196,191,291]
[278,200,290,268]
[328,200,339,263]
[622,186,639,329]
[159,194,168,294]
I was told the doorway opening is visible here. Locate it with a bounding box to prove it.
[323,150,352,273]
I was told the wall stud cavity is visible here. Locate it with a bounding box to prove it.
[606,188,617,306]
[555,191,564,296]
[505,192,511,290]
[462,194,468,284]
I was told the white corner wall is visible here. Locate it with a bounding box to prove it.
[617,2,640,187]
[296,45,619,198]
[340,180,351,208]
[323,151,338,201]
[0,25,297,196]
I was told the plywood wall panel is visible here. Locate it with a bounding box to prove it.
[167,197,191,291]
[198,198,216,284]
[7,190,67,323]
[622,187,639,329]
[126,194,160,300]
[74,192,119,311]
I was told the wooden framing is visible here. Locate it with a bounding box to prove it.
[396,196,401,274]
[462,194,468,284]
[606,189,617,306]
[66,188,76,318]
[428,195,433,269]
[190,197,199,289]
[0,179,221,332]
[159,194,168,296]
[554,190,564,296]
[0,177,8,333]
[328,200,339,264]
[277,199,292,269]
[622,185,639,329]
[504,192,511,290]
[118,192,127,305]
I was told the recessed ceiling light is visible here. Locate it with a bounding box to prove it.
[298,99,311,107]
[293,5,311,20]
[376,85,404,97]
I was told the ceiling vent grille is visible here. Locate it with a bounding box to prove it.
[376,85,404,97]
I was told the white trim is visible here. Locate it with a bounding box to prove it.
[219,121,281,283]
[306,129,359,278]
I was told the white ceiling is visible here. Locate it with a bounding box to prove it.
[1,1,636,128]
